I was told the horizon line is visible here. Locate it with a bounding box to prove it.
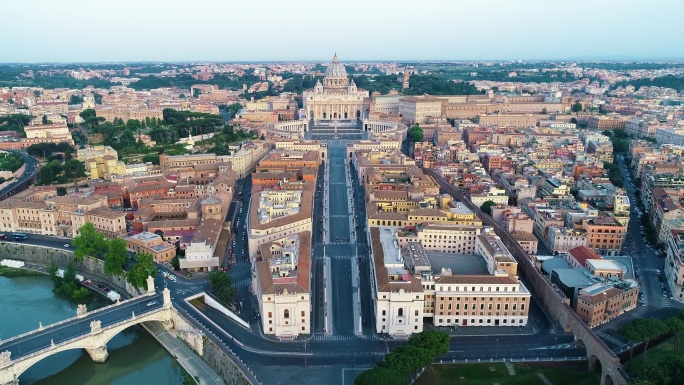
[2,57,684,65]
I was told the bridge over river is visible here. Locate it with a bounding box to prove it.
[0,277,173,385]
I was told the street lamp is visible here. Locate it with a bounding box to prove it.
[554,337,558,359]
[495,338,499,359]
[304,342,307,368]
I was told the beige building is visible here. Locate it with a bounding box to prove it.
[254,232,311,338]
[160,153,218,174]
[399,223,480,254]
[274,140,328,164]
[247,183,314,259]
[476,114,537,128]
[399,95,444,125]
[121,231,176,263]
[303,53,370,120]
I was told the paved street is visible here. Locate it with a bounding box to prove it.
[0,293,163,361]
[0,151,38,200]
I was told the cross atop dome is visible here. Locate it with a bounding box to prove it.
[332,52,339,63]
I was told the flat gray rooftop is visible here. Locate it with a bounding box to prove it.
[426,252,488,275]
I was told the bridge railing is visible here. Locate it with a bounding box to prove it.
[0,292,155,346]
[4,306,167,363]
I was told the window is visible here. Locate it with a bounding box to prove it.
[398,308,404,317]
[284,309,290,319]
[382,310,386,316]
[268,312,272,318]
[301,311,305,317]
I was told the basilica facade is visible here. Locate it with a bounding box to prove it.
[303,53,370,120]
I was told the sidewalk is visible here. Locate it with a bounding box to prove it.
[423,322,538,337]
[143,321,225,385]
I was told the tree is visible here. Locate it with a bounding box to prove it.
[619,318,669,366]
[126,252,156,290]
[208,270,235,304]
[666,316,684,355]
[72,222,108,261]
[63,159,86,180]
[480,200,497,216]
[638,354,684,385]
[410,125,423,142]
[354,367,405,385]
[47,259,59,285]
[378,344,432,378]
[572,101,583,112]
[104,238,128,276]
[171,255,180,270]
[72,287,91,303]
[56,187,67,196]
[571,117,578,124]
[69,95,84,105]
[541,107,548,114]
[408,329,450,357]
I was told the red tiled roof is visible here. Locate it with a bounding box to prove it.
[568,246,602,267]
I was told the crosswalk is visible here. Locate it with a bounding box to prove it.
[596,331,627,347]
[662,298,671,307]
[234,278,251,287]
[639,268,660,272]
[311,333,379,341]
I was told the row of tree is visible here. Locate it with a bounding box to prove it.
[37,159,86,185]
[72,223,157,290]
[355,330,450,385]
[619,313,684,385]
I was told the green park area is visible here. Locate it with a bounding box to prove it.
[416,362,599,385]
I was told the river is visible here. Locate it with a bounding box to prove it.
[0,275,185,385]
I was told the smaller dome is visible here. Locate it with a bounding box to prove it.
[201,195,222,205]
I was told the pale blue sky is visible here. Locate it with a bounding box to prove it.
[0,0,682,63]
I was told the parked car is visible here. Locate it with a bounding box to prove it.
[146,301,157,307]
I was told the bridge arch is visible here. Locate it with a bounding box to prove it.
[6,311,173,382]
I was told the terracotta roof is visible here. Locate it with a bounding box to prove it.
[257,231,311,295]
[568,246,602,267]
[370,227,423,293]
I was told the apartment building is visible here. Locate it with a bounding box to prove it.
[665,230,684,303]
[576,282,639,328]
[580,215,626,257]
[0,189,125,238]
[586,116,626,131]
[254,232,311,338]
[547,227,588,255]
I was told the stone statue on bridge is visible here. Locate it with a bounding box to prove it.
[0,351,10,366]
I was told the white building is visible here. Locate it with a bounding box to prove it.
[254,232,311,338]
[303,53,370,120]
[179,240,218,271]
[370,227,424,337]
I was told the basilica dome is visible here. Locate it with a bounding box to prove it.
[325,53,348,78]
